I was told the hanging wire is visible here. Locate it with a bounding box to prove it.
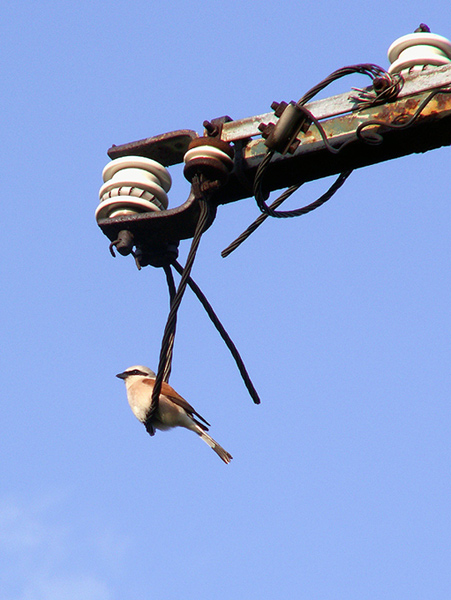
[171,260,261,404]
[143,77,451,420]
[147,171,262,425]
[162,264,177,383]
[254,162,353,219]
[148,181,211,421]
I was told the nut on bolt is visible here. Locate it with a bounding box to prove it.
[203,120,219,136]
[270,101,289,117]
[258,121,275,138]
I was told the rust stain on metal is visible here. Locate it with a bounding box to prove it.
[434,92,451,109]
[107,130,198,166]
[405,98,420,111]
[241,88,451,163]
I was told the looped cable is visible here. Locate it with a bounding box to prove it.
[222,64,451,257]
[250,65,396,222]
[254,160,353,219]
[223,170,352,256]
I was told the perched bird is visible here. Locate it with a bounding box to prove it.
[116,365,232,464]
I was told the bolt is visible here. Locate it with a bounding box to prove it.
[288,139,301,154]
[373,76,389,92]
[203,121,218,136]
[258,122,275,139]
[272,101,288,117]
[414,23,430,33]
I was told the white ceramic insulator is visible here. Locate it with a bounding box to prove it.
[184,145,234,170]
[388,32,451,74]
[96,156,172,222]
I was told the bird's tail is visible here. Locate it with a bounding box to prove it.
[198,430,233,464]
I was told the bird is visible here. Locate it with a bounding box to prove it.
[116,365,232,464]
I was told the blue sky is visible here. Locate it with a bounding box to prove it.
[2,2,451,599]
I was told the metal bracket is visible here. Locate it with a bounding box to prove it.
[98,63,451,255]
[107,129,198,167]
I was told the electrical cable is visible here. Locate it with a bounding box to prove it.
[147,172,262,428]
[297,63,401,106]
[221,184,301,257]
[254,162,353,220]
[222,171,352,257]
[252,64,401,221]
[171,260,261,404]
[147,180,211,425]
[221,65,404,255]
[143,77,451,416]
[223,66,450,257]
[352,85,451,144]
[162,264,177,383]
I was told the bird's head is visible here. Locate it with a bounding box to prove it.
[116,365,156,381]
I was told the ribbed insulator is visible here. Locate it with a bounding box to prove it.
[388,31,451,74]
[183,137,234,184]
[96,156,171,222]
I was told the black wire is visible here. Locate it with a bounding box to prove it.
[147,171,261,427]
[303,83,451,155]
[297,105,343,154]
[255,169,353,219]
[149,188,211,418]
[162,264,177,383]
[251,65,391,220]
[221,184,301,257]
[253,74,451,221]
[223,68,450,256]
[222,170,352,257]
[221,65,404,254]
[297,64,391,106]
[172,260,261,404]
[353,85,451,144]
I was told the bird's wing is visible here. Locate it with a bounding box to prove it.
[158,380,211,428]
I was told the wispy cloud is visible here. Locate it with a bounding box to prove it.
[0,493,129,600]
[0,494,67,554]
[16,575,111,600]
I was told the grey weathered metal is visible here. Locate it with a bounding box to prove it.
[98,63,451,254]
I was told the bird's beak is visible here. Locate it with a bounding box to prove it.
[116,372,128,380]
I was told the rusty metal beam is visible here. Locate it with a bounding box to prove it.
[98,64,451,251]
[215,85,451,204]
[220,63,451,142]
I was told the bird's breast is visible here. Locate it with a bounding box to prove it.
[127,382,153,422]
